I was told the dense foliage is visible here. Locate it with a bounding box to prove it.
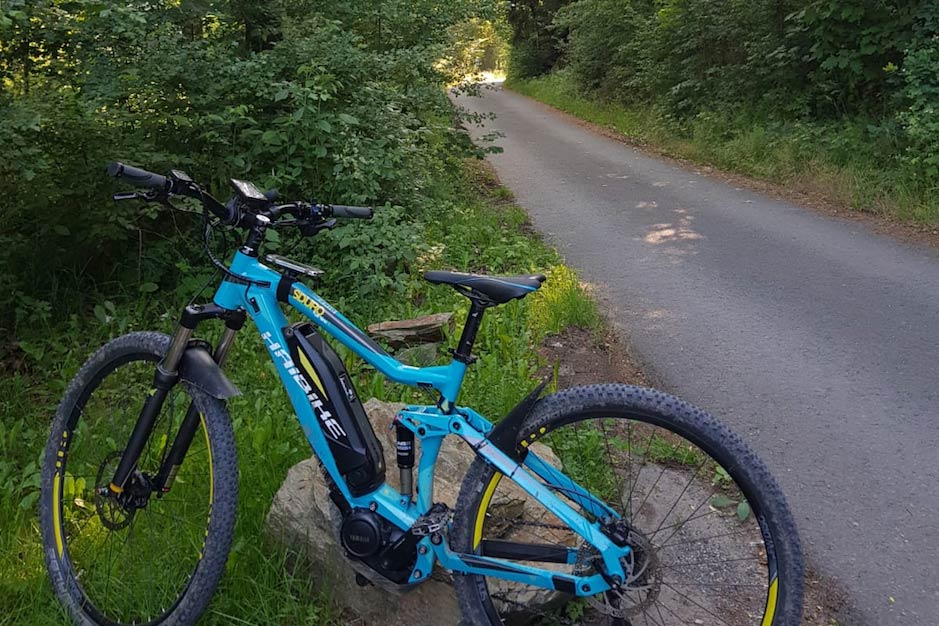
[0,0,501,348]
[507,0,939,188]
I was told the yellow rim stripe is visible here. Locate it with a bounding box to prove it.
[52,472,64,558]
[297,351,326,396]
[201,413,213,507]
[473,473,503,549]
[761,577,778,626]
[199,413,213,561]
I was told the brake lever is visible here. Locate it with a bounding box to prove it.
[298,218,337,237]
[114,189,198,215]
[113,190,159,202]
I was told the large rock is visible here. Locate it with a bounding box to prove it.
[266,398,566,626]
[367,312,454,348]
[266,457,460,626]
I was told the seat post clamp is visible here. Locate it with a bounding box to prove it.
[449,348,477,365]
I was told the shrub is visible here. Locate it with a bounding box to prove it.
[0,1,482,340]
[899,4,939,181]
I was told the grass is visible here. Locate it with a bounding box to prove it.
[507,70,939,225]
[0,159,599,624]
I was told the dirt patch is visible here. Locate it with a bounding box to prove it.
[537,326,649,389]
[537,326,848,626]
[509,87,939,250]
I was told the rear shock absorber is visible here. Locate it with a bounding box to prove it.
[395,420,415,503]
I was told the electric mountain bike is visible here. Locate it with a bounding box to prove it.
[41,162,803,626]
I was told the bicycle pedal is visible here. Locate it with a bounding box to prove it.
[410,502,452,536]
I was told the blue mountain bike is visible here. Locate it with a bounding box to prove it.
[40,163,803,625]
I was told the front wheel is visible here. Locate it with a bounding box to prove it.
[453,384,803,626]
[40,332,239,626]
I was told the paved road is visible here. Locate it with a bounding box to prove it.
[458,84,939,625]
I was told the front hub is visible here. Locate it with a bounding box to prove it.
[94,451,154,530]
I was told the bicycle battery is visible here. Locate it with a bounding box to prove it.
[285,322,385,496]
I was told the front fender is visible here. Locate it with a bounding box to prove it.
[178,344,240,399]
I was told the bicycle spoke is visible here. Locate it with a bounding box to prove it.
[625,429,658,509]
[660,581,737,626]
[652,506,719,544]
[658,554,759,570]
[650,458,708,536]
[599,419,629,516]
[657,529,752,550]
[471,402,782,626]
[652,597,669,626]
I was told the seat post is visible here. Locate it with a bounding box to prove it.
[454,300,487,363]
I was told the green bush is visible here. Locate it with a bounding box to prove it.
[504,0,570,78]
[507,0,936,126]
[0,0,488,344]
[552,0,650,99]
[899,5,939,181]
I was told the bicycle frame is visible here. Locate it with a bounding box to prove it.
[209,250,630,595]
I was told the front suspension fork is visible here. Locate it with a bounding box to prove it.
[152,324,240,493]
[108,306,243,495]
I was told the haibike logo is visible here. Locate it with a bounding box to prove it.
[292,288,325,318]
[261,332,347,439]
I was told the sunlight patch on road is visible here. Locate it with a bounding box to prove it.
[644,212,703,245]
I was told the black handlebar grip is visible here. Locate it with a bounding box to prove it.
[329,204,373,220]
[107,162,171,192]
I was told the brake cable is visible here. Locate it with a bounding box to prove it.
[200,202,271,287]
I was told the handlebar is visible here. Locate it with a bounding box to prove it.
[327,204,372,220]
[107,162,172,193]
[107,161,374,232]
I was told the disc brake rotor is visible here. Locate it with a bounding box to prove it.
[93,451,135,530]
[575,530,662,618]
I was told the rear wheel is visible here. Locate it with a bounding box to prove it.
[40,332,238,626]
[453,384,803,626]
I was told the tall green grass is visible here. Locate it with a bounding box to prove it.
[508,71,939,225]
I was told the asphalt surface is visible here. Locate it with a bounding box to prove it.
[457,84,939,625]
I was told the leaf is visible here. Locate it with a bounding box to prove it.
[712,465,731,485]
[338,113,358,125]
[139,282,158,293]
[737,501,751,522]
[19,491,39,510]
[710,495,734,509]
[53,225,71,236]
[261,130,284,146]
[94,304,107,324]
[170,115,192,128]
